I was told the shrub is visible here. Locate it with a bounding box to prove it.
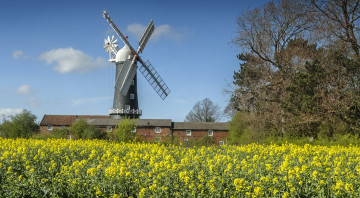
[113,117,137,142]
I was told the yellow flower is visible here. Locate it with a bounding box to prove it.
[254,186,262,195]
[345,183,353,192]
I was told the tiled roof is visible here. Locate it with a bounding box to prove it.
[137,119,172,127]
[173,122,229,131]
[85,118,172,127]
[40,115,110,126]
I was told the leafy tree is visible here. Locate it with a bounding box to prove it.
[69,119,105,140]
[0,109,39,138]
[113,117,137,142]
[185,98,221,122]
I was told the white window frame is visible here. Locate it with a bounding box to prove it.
[186,130,191,136]
[131,127,136,133]
[125,105,130,110]
[47,125,53,131]
[106,126,112,132]
[208,130,213,136]
[184,139,189,142]
[130,93,135,100]
[66,135,72,140]
[219,141,224,146]
[155,127,161,133]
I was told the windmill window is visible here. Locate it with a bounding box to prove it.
[130,94,135,99]
[208,130,213,136]
[186,130,191,136]
[47,125,53,131]
[131,80,134,85]
[155,127,161,133]
[125,105,130,110]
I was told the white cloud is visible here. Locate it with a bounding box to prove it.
[39,48,107,74]
[13,50,24,59]
[127,23,182,42]
[16,84,31,95]
[0,108,23,119]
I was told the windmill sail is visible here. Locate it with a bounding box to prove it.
[103,10,171,102]
[120,62,138,96]
[139,60,171,100]
[114,59,138,96]
[139,20,155,53]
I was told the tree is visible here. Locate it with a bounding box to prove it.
[310,0,360,58]
[227,0,360,138]
[185,98,221,122]
[69,119,106,140]
[0,109,39,138]
[113,117,138,142]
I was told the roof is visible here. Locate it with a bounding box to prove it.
[173,122,229,131]
[85,118,172,127]
[40,115,110,126]
[137,119,172,127]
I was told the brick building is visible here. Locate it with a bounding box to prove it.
[39,115,229,144]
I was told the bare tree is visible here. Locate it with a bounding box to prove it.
[185,98,221,122]
[235,0,312,71]
[310,0,360,58]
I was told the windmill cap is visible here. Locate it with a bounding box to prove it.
[115,45,132,63]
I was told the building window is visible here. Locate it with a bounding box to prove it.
[155,127,161,133]
[66,135,72,140]
[155,136,161,142]
[130,93,135,99]
[60,125,66,129]
[125,105,130,110]
[186,130,191,136]
[131,127,136,133]
[219,141,224,146]
[208,130,213,136]
[106,126,112,132]
[131,80,134,85]
[47,125,53,131]
[184,139,189,142]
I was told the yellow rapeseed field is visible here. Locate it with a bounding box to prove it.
[0,138,359,197]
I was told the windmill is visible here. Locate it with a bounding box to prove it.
[102,10,171,119]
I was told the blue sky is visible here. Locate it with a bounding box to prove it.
[0,0,266,122]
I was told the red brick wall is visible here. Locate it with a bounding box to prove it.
[136,127,171,142]
[172,130,228,144]
[39,125,69,134]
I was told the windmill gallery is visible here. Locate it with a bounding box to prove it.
[39,11,229,144]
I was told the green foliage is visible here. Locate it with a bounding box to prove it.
[113,117,137,142]
[51,128,69,139]
[283,59,324,115]
[0,110,39,138]
[69,119,89,139]
[69,119,105,140]
[228,112,249,144]
[83,127,106,140]
[199,135,215,146]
